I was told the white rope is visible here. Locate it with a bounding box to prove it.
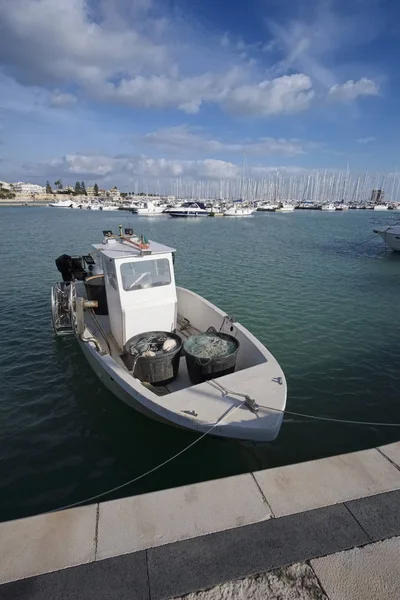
[47,399,246,513]
[209,380,400,428]
[264,406,400,428]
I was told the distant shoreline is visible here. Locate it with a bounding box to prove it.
[0,200,48,206]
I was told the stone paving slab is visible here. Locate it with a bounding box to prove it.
[97,473,270,559]
[346,489,400,541]
[311,536,400,600]
[253,448,400,517]
[0,505,97,585]
[378,442,400,469]
[147,503,368,600]
[0,551,149,600]
[173,563,328,600]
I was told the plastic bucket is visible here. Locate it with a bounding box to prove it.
[183,332,240,385]
[124,331,182,385]
[84,275,108,315]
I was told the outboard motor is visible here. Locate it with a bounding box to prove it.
[55,254,87,282]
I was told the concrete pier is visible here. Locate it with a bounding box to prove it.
[1,441,400,599]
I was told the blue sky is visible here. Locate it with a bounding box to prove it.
[0,0,398,187]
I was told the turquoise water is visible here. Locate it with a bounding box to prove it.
[1,207,400,521]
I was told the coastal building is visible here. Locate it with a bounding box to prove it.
[11,182,45,195]
[108,186,120,197]
[86,186,96,197]
[0,180,12,191]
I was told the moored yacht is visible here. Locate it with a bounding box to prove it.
[168,202,209,217]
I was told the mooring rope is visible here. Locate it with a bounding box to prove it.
[47,398,246,513]
[3,382,400,513]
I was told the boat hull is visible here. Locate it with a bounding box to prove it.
[376,231,400,251]
[71,286,286,442]
[169,212,209,217]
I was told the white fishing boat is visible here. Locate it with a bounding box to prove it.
[133,201,166,216]
[51,229,287,442]
[168,202,209,217]
[321,204,336,211]
[373,225,400,251]
[224,201,254,216]
[374,204,390,211]
[48,199,77,209]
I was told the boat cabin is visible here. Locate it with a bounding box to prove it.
[92,231,177,349]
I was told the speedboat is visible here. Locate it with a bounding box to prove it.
[49,199,77,209]
[133,201,166,216]
[168,202,209,217]
[50,228,287,442]
[257,203,279,212]
[373,224,400,251]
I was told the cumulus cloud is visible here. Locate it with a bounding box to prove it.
[0,0,320,117]
[142,125,315,155]
[357,136,376,144]
[328,78,379,102]
[49,90,77,108]
[24,152,313,183]
[222,74,314,115]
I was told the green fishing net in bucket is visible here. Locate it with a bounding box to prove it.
[183,332,238,359]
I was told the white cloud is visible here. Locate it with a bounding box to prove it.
[357,136,376,144]
[24,152,316,183]
[49,90,77,108]
[222,74,314,116]
[0,0,168,87]
[269,4,383,92]
[328,78,379,102]
[0,0,319,117]
[142,125,315,155]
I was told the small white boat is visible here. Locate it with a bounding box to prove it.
[133,201,166,216]
[373,225,400,251]
[100,204,120,211]
[168,202,209,217]
[279,203,295,212]
[374,204,390,211]
[257,203,279,212]
[224,201,254,216]
[321,204,337,211]
[51,229,286,442]
[49,199,77,209]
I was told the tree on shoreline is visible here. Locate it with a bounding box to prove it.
[46,181,53,194]
[94,183,99,196]
[74,181,81,195]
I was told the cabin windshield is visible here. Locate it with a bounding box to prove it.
[121,258,171,291]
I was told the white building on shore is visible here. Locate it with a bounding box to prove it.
[12,182,45,195]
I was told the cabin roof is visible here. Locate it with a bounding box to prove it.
[93,238,175,260]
